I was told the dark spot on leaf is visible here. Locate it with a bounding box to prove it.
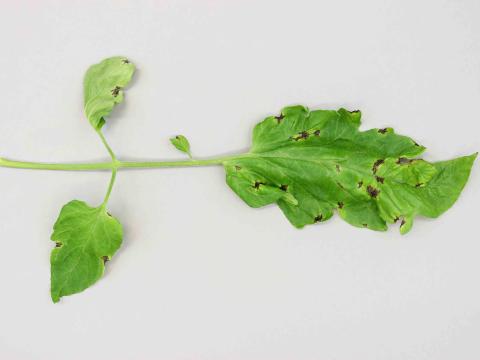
[400,219,406,227]
[363,224,368,227]
[122,59,130,64]
[378,128,388,134]
[372,159,384,174]
[234,165,242,171]
[413,141,420,146]
[111,86,121,97]
[349,110,360,114]
[280,184,288,191]
[314,130,321,136]
[337,201,344,209]
[314,215,323,223]
[102,256,109,264]
[336,182,345,190]
[415,183,423,188]
[253,181,264,189]
[55,242,62,248]
[357,181,363,188]
[393,217,399,223]
[335,164,341,172]
[275,114,284,123]
[375,176,384,184]
[367,185,379,198]
[107,212,112,217]
[397,157,412,165]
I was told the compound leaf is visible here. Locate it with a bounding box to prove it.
[84,56,135,130]
[224,105,476,234]
[50,200,123,302]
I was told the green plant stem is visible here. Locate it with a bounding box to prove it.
[0,155,242,171]
[102,168,117,206]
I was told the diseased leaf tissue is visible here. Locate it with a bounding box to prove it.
[0,57,475,302]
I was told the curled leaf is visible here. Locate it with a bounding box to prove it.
[84,56,135,130]
[224,105,476,234]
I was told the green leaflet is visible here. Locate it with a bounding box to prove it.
[224,105,476,234]
[170,135,192,157]
[84,56,135,130]
[50,200,123,303]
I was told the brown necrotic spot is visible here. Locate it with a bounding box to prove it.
[372,159,384,174]
[55,242,62,248]
[253,181,264,189]
[367,185,379,198]
[396,157,412,165]
[375,176,384,184]
[357,181,363,188]
[350,110,360,114]
[234,165,242,171]
[415,183,423,188]
[111,86,121,97]
[400,219,406,227]
[122,58,130,64]
[393,216,399,223]
[275,113,284,123]
[337,201,344,209]
[363,223,368,227]
[314,215,323,223]
[292,130,309,141]
[378,128,388,134]
[314,130,321,136]
[102,256,109,264]
[280,184,288,191]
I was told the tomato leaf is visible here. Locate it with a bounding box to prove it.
[170,135,192,157]
[50,200,123,302]
[83,56,135,130]
[224,105,476,234]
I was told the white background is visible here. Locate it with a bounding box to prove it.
[0,1,479,359]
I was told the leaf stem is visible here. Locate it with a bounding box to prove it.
[102,168,117,207]
[0,154,244,171]
[96,129,117,161]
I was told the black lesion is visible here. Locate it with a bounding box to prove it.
[363,224,368,227]
[234,165,242,171]
[372,159,384,174]
[375,176,384,184]
[275,113,285,123]
[400,219,406,227]
[253,181,265,189]
[413,140,420,146]
[337,201,344,209]
[55,242,62,248]
[122,58,130,64]
[349,110,360,114]
[314,130,321,136]
[393,216,399,223]
[336,182,345,190]
[280,184,288,191]
[357,181,363,188]
[396,157,412,165]
[314,215,323,223]
[292,131,309,141]
[367,185,379,198]
[102,256,109,264]
[111,86,121,97]
[378,128,388,134]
